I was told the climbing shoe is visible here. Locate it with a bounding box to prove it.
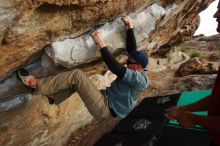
[16,68,37,89]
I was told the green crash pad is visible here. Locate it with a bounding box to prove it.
[168,90,212,128]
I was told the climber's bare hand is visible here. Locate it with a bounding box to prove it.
[92,31,106,48]
[122,16,133,29]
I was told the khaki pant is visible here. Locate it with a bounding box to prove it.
[38,69,111,119]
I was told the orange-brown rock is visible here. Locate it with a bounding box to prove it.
[0,0,153,80]
[142,0,211,54]
[175,58,218,77]
[0,0,212,80]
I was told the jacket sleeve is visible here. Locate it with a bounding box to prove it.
[100,47,126,79]
[126,28,137,53]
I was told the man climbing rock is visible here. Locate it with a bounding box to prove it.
[17,16,149,119]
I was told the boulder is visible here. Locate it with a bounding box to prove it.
[176,58,218,77]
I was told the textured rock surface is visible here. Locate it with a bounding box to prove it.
[0,0,212,107]
[0,0,153,80]
[0,0,211,80]
[141,0,210,53]
[0,70,117,146]
[46,4,166,67]
[0,93,93,146]
[176,58,218,77]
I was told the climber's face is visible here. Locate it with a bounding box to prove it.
[127,57,138,70]
[127,57,143,71]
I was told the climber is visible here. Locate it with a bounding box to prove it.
[214,0,220,33]
[16,16,149,119]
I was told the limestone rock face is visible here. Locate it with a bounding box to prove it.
[0,71,117,146]
[0,93,93,146]
[0,0,152,80]
[148,49,189,72]
[46,4,166,68]
[0,0,211,80]
[142,0,208,53]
